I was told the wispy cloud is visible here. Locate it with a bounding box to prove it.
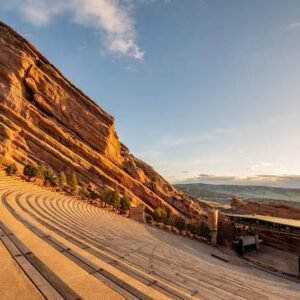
[1,0,152,60]
[176,173,300,189]
[288,22,300,30]
[249,162,273,172]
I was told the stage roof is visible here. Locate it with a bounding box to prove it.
[224,213,300,229]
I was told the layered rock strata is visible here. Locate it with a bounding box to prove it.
[0,22,202,218]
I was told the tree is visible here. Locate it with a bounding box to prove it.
[111,187,120,211]
[37,164,46,179]
[153,207,168,224]
[102,189,112,207]
[168,214,177,228]
[80,185,90,199]
[119,193,131,214]
[102,187,120,210]
[70,173,78,193]
[5,163,17,176]
[58,172,67,191]
[185,221,210,237]
[90,190,99,201]
[195,221,210,238]
[174,216,186,232]
[145,214,153,224]
[23,164,38,181]
[44,167,57,186]
[187,222,196,233]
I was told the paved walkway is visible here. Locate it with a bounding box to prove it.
[0,172,299,299]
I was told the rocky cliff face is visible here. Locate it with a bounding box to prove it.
[0,22,203,218]
[231,197,300,220]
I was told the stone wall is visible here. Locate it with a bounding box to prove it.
[129,206,145,223]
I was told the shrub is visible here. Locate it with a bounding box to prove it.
[23,164,38,181]
[153,207,168,224]
[174,216,186,232]
[102,187,120,210]
[145,214,153,224]
[58,172,67,190]
[90,190,99,200]
[197,222,210,238]
[187,221,210,238]
[119,193,131,214]
[80,185,90,199]
[36,164,46,179]
[111,187,120,210]
[70,173,78,192]
[101,189,112,207]
[5,163,17,176]
[168,214,177,228]
[187,222,196,233]
[44,167,57,186]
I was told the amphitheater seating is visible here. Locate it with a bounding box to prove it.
[0,171,299,300]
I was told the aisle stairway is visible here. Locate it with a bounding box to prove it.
[0,171,299,300]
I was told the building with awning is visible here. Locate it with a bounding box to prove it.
[224,213,300,236]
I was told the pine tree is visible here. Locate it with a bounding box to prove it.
[58,172,67,190]
[70,173,78,193]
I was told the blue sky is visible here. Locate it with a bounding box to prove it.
[1,0,300,187]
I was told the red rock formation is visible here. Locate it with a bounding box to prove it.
[231,197,300,220]
[0,22,203,218]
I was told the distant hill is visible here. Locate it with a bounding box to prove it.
[176,183,300,210]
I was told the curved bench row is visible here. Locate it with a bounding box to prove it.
[1,174,300,300]
[16,191,294,299]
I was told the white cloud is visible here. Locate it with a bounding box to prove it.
[1,0,146,60]
[249,162,273,172]
[288,22,300,30]
[175,173,300,189]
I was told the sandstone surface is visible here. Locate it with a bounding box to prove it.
[231,196,300,220]
[0,22,203,218]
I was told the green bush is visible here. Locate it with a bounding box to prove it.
[58,172,67,190]
[101,189,112,207]
[153,207,168,224]
[44,167,57,186]
[5,163,17,176]
[23,164,38,181]
[111,187,120,210]
[187,221,210,238]
[89,190,99,200]
[37,164,46,179]
[102,187,120,210]
[187,222,196,233]
[174,216,186,232]
[119,193,131,213]
[70,173,78,192]
[80,185,90,198]
[145,214,153,224]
